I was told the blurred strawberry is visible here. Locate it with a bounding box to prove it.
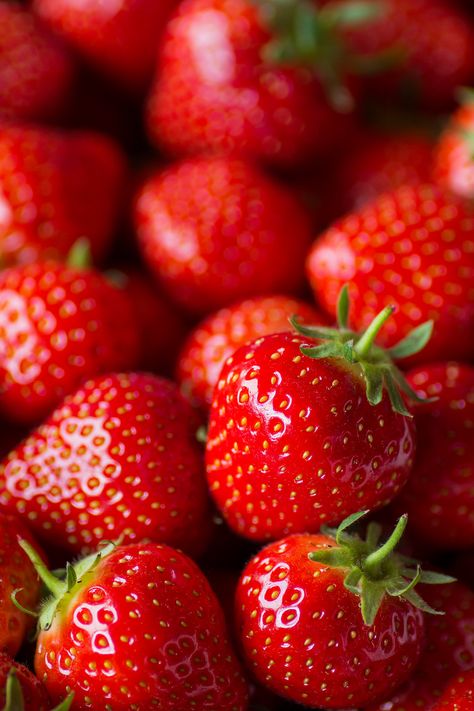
[436,670,474,709]
[434,89,474,200]
[0,654,50,710]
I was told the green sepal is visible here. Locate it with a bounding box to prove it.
[288,316,340,341]
[300,342,342,359]
[360,362,383,406]
[386,566,421,597]
[403,569,456,585]
[51,694,75,711]
[10,589,38,619]
[360,577,386,626]
[402,588,445,616]
[387,321,433,359]
[337,284,350,328]
[196,425,208,444]
[65,563,77,591]
[2,670,24,711]
[344,567,363,595]
[308,546,353,568]
[66,238,91,270]
[319,0,385,28]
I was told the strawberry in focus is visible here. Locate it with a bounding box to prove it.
[433,89,474,200]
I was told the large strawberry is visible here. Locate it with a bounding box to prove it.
[433,90,474,200]
[0,372,211,557]
[436,671,474,709]
[21,540,248,710]
[236,511,450,708]
[135,157,312,314]
[0,125,127,267]
[206,287,431,541]
[307,184,474,363]
[0,4,74,122]
[177,295,327,410]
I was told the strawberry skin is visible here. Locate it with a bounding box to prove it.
[0,653,50,710]
[0,373,210,556]
[135,157,311,314]
[307,184,474,363]
[436,670,474,709]
[0,262,139,425]
[177,295,327,410]
[433,99,474,200]
[236,532,424,708]
[206,331,415,541]
[0,125,127,266]
[34,543,248,710]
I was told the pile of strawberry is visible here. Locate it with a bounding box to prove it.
[1,0,474,709]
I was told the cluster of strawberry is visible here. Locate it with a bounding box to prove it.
[1,0,474,710]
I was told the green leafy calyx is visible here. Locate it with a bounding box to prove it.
[2,668,74,711]
[309,511,454,626]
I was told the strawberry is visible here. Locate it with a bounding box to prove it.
[177,295,327,410]
[433,90,474,201]
[0,654,51,711]
[391,362,474,550]
[0,4,74,122]
[307,184,474,363]
[205,286,431,541]
[0,258,139,425]
[0,512,44,656]
[32,0,177,94]
[436,670,474,709]
[0,372,211,557]
[236,511,450,708]
[21,539,248,710]
[0,125,127,267]
[134,157,312,314]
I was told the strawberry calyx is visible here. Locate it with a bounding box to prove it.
[309,511,454,626]
[291,285,434,416]
[2,669,74,711]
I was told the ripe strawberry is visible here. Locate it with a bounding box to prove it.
[0,4,74,122]
[33,0,177,94]
[236,512,449,708]
[135,157,312,314]
[307,184,474,363]
[0,125,127,267]
[22,540,248,710]
[0,512,44,656]
[0,258,139,425]
[436,670,474,709]
[177,295,327,410]
[391,362,474,550]
[0,654,50,711]
[205,287,430,541]
[433,90,474,200]
[0,372,211,557]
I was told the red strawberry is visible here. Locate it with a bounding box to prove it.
[22,540,248,710]
[32,0,177,93]
[436,670,474,709]
[0,653,50,711]
[433,91,474,200]
[391,362,474,550]
[0,125,127,267]
[307,184,474,363]
[367,580,474,711]
[0,259,139,425]
[236,512,448,708]
[205,287,429,541]
[134,157,312,314]
[0,372,211,557]
[177,295,327,410]
[0,512,44,656]
[0,4,74,122]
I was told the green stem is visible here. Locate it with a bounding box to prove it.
[363,515,408,577]
[354,305,395,359]
[18,539,65,599]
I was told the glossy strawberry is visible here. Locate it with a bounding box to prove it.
[433,91,474,200]
[0,654,50,711]
[392,363,474,550]
[205,288,429,541]
[0,372,211,556]
[236,512,447,708]
[33,0,177,93]
[177,295,327,409]
[436,670,474,709]
[0,125,127,266]
[0,3,74,122]
[23,540,248,710]
[135,157,312,314]
[307,184,474,363]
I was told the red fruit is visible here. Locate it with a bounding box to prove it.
[0,125,127,267]
[25,541,248,710]
[0,372,211,556]
[206,289,425,541]
[0,260,139,425]
[0,512,44,656]
[307,184,474,363]
[436,670,474,709]
[0,653,50,710]
[177,295,327,409]
[33,0,177,93]
[0,4,74,122]
[433,94,474,200]
[391,362,474,550]
[135,157,311,314]
[236,513,437,708]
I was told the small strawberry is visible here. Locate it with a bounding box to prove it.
[307,184,474,363]
[433,89,474,200]
[0,125,127,267]
[21,540,249,710]
[0,372,211,557]
[436,670,474,709]
[177,295,327,410]
[0,654,51,711]
[0,4,74,122]
[206,286,430,541]
[135,157,312,314]
[236,511,450,708]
